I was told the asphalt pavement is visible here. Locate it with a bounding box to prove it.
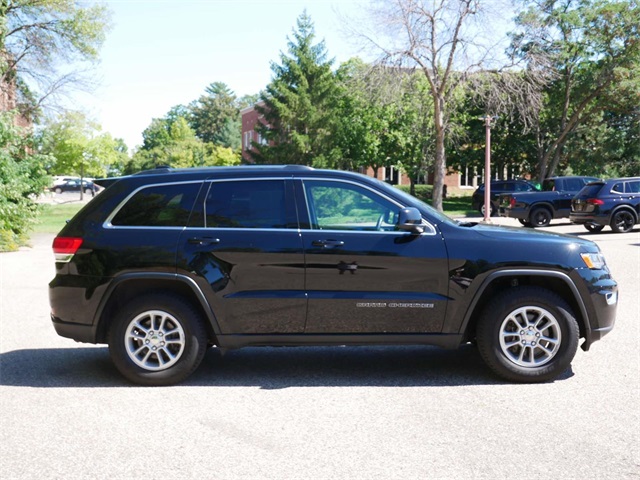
[0,217,638,479]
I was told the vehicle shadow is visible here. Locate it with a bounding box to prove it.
[0,345,574,389]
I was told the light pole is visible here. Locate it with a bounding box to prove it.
[481,115,497,223]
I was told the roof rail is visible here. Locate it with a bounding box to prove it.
[133,166,172,175]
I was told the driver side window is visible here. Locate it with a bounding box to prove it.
[303,180,399,231]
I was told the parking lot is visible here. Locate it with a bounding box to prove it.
[1,219,638,479]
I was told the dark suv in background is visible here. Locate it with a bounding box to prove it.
[471,179,539,217]
[571,177,640,233]
[49,166,618,386]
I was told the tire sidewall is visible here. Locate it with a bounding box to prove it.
[108,294,207,386]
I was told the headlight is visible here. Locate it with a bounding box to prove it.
[580,252,606,269]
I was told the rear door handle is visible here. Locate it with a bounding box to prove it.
[188,237,220,246]
[312,239,345,248]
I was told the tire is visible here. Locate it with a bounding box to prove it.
[529,207,552,227]
[480,203,495,217]
[108,293,208,386]
[584,223,605,233]
[476,286,579,383]
[518,219,532,227]
[610,210,636,233]
[55,187,62,194]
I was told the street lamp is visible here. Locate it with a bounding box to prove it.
[480,115,498,223]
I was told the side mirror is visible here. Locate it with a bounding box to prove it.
[397,207,424,234]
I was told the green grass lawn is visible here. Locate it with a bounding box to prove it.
[32,203,85,234]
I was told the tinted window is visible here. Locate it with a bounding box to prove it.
[627,181,640,193]
[611,183,625,194]
[492,183,508,192]
[304,180,398,231]
[111,183,201,227]
[564,178,585,191]
[204,180,294,229]
[578,184,605,197]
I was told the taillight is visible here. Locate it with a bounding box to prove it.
[586,198,604,206]
[52,237,83,263]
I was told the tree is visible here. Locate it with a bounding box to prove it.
[40,111,128,178]
[189,82,240,148]
[510,0,640,180]
[0,111,51,251]
[252,12,340,166]
[129,111,240,173]
[359,0,499,211]
[1,0,111,116]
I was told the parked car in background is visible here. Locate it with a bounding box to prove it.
[471,180,539,216]
[51,179,97,195]
[570,177,640,233]
[498,176,600,227]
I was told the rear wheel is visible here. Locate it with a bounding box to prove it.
[529,207,552,227]
[518,219,531,227]
[108,293,207,386]
[584,223,604,233]
[476,287,579,383]
[610,210,635,233]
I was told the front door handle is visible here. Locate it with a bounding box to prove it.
[312,239,345,248]
[188,237,220,246]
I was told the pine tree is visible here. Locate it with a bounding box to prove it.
[252,12,339,166]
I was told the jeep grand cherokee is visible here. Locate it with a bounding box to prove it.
[49,166,618,385]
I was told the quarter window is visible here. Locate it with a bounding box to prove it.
[111,183,201,227]
[303,180,399,231]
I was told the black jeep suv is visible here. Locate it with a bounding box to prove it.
[49,166,618,385]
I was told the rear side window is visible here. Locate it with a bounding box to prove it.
[111,183,201,227]
[611,183,625,194]
[204,180,295,229]
[564,178,585,191]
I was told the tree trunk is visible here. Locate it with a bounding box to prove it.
[431,96,446,212]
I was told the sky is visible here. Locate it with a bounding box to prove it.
[73,0,367,150]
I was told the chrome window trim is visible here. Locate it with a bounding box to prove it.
[297,177,437,236]
[104,180,204,229]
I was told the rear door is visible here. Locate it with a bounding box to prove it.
[297,178,449,334]
[178,178,306,334]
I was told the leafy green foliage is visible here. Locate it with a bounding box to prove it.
[252,12,340,167]
[511,0,640,180]
[0,112,51,251]
[38,111,129,178]
[129,112,240,173]
[2,0,112,115]
[189,82,240,148]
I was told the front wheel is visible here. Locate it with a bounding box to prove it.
[476,287,579,383]
[108,293,208,386]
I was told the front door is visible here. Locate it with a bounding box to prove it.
[298,179,449,334]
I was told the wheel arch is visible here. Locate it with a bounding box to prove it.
[460,270,591,349]
[94,273,221,344]
[611,205,638,222]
